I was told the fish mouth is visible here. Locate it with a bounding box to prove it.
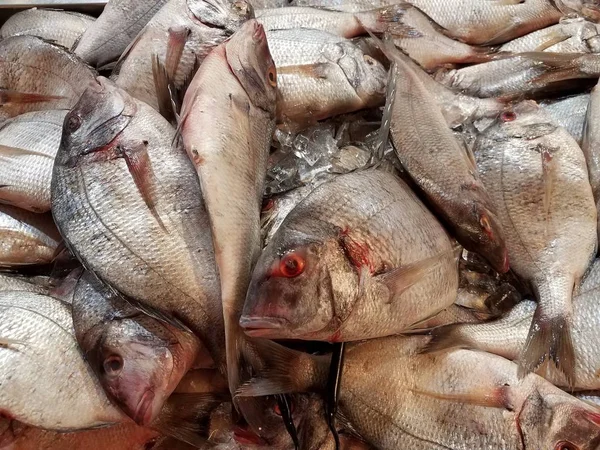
[239,316,288,337]
[133,390,155,426]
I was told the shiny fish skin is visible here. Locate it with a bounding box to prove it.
[0,204,60,267]
[0,36,96,120]
[290,0,397,12]
[405,0,562,45]
[0,8,94,50]
[266,28,386,127]
[1,421,159,450]
[389,51,508,273]
[499,17,600,53]
[114,0,252,112]
[474,101,597,381]
[72,271,201,426]
[243,169,459,342]
[240,336,600,450]
[540,93,590,144]
[583,79,600,233]
[0,274,49,294]
[51,77,225,368]
[0,109,67,213]
[0,291,124,430]
[74,0,168,68]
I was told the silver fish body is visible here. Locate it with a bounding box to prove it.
[540,93,590,145]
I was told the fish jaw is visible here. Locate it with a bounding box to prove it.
[239,316,290,338]
[133,390,156,426]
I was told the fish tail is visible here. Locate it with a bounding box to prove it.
[520,52,584,85]
[151,393,226,447]
[518,278,576,385]
[361,3,423,38]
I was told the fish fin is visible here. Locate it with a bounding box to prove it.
[152,393,226,447]
[518,309,575,386]
[276,63,331,79]
[48,267,83,303]
[478,17,526,46]
[0,337,25,349]
[408,384,513,410]
[376,248,459,302]
[421,323,473,354]
[119,140,167,232]
[111,25,149,77]
[534,33,571,52]
[165,26,191,80]
[0,144,54,160]
[519,52,585,85]
[152,54,177,124]
[97,61,118,72]
[0,89,65,105]
[372,57,397,162]
[235,340,329,398]
[362,4,424,38]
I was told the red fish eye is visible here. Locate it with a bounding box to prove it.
[273,401,294,416]
[103,355,123,376]
[555,442,578,450]
[262,198,275,212]
[279,252,305,277]
[501,111,517,122]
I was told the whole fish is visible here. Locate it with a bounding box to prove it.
[74,0,169,68]
[583,79,600,223]
[0,205,60,266]
[266,28,386,128]
[436,52,600,100]
[540,93,590,144]
[0,8,94,49]
[242,169,459,342]
[0,109,67,213]
[0,291,124,430]
[499,17,600,53]
[1,421,159,450]
[180,18,276,403]
[474,101,597,383]
[0,273,49,294]
[72,271,201,426]
[238,336,600,450]
[114,0,253,112]
[404,0,562,45]
[388,49,508,273]
[0,36,96,120]
[51,77,225,372]
[426,285,600,390]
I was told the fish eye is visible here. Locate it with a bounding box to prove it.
[267,65,277,87]
[363,55,375,66]
[103,354,123,376]
[555,442,579,450]
[233,0,248,13]
[273,400,294,416]
[262,198,275,212]
[501,111,517,122]
[279,252,305,278]
[66,114,82,133]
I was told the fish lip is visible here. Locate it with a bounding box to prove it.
[133,390,155,426]
[239,316,289,337]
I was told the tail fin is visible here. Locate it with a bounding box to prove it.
[152,393,226,447]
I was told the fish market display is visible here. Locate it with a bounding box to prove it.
[0,8,95,49]
[3,0,600,448]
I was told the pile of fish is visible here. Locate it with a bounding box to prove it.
[5,0,600,448]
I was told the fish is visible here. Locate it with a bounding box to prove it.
[72,271,202,426]
[0,8,94,50]
[114,0,253,112]
[0,420,159,450]
[499,17,600,53]
[0,109,67,213]
[175,369,229,394]
[74,0,169,68]
[555,0,600,22]
[180,18,277,410]
[0,204,60,267]
[266,28,387,128]
[0,273,50,294]
[403,0,562,45]
[238,336,600,450]
[0,36,96,120]
[0,291,125,430]
[242,169,459,342]
[435,52,600,100]
[51,77,226,372]
[583,79,600,217]
[290,0,397,12]
[474,100,597,383]
[540,93,590,144]
[387,48,508,273]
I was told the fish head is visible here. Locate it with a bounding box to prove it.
[334,43,387,107]
[84,317,195,426]
[242,226,352,340]
[518,383,600,450]
[57,76,135,169]
[225,20,278,114]
[188,0,253,34]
